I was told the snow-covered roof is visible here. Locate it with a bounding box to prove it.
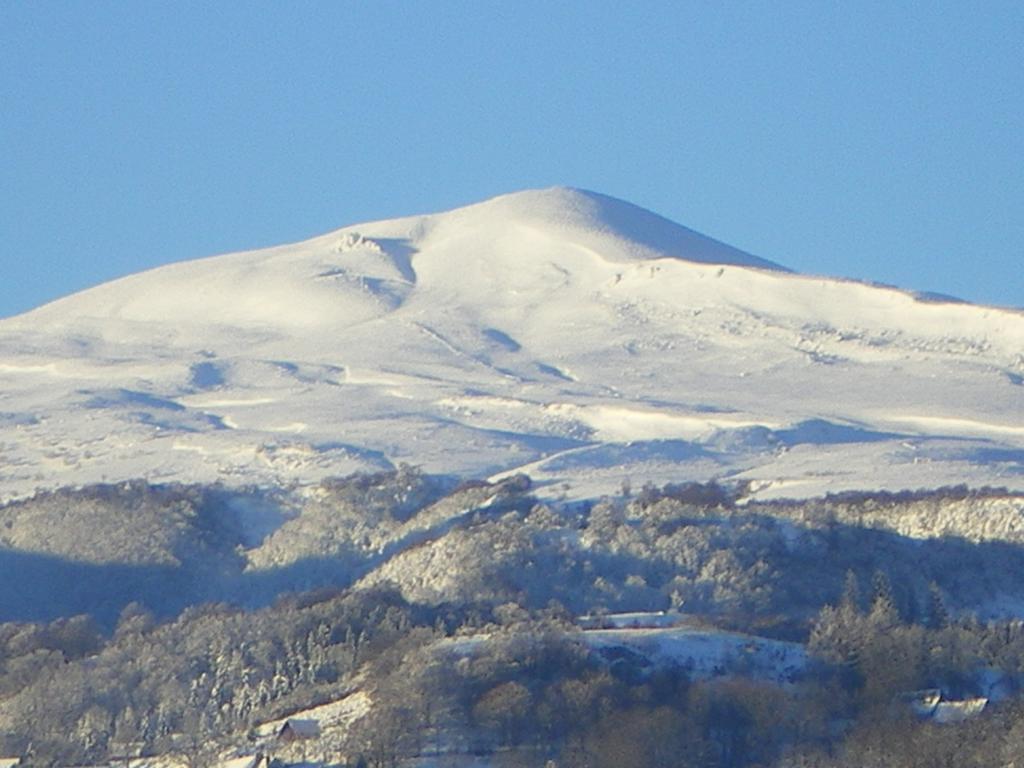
[278,718,321,739]
[894,688,941,717]
[215,755,264,768]
[933,698,988,724]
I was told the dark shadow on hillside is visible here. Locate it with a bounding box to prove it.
[773,418,905,446]
[0,549,214,627]
[189,360,227,389]
[371,238,418,285]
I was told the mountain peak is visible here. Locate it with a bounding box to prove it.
[2,188,1021,505]
[16,188,784,332]
[424,187,786,272]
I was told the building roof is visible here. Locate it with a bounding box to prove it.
[894,688,942,717]
[933,698,988,724]
[278,718,321,740]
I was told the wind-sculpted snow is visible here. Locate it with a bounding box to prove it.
[0,187,1021,502]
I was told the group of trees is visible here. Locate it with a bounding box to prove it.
[336,616,822,768]
[0,581,1022,768]
[808,569,1024,712]
[0,585,447,765]
[0,475,1023,766]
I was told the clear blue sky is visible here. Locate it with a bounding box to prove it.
[2,1,1021,318]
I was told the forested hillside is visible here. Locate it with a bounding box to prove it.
[1,473,1023,766]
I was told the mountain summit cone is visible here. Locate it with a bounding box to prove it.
[15,187,782,333]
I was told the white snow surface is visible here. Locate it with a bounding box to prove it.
[441,623,806,685]
[254,690,371,740]
[1,187,1022,501]
[581,627,807,684]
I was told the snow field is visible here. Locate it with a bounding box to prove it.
[0,187,1020,503]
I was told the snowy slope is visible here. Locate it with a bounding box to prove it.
[0,187,1021,502]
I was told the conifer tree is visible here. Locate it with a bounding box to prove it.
[926,581,950,630]
[868,571,899,628]
[839,570,862,614]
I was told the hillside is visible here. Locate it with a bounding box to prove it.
[0,187,1020,504]
[1,188,1023,766]
[2,476,1024,767]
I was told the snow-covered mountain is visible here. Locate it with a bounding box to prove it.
[1,187,1021,502]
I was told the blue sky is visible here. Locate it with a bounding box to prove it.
[1,1,1021,318]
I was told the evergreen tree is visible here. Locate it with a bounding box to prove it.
[868,571,899,628]
[926,582,950,630]
[839,570,862,614]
